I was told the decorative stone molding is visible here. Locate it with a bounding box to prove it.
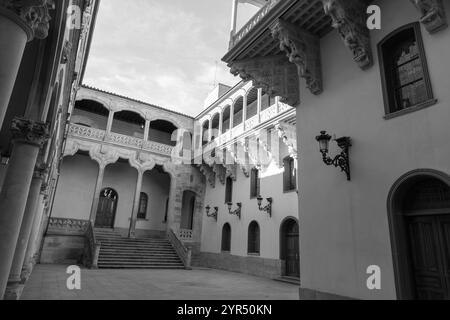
[0,0,54,41]
[225,164,237,181]
[47,217,89,236]
[60,41,72,64]
[199,164,215,188]
[322,0,373,70]
[275,121,297,159]
[410,0,448,33]
[10,117,49,147]
[271,19,323,95]
[229,54,299,107]
[213,163,226,185]
[33,162,47,180]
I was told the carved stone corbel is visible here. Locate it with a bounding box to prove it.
[229,54,300,107]
[321,0,373,70]
[0,0,55,41]
[275,122,298,159]
[213,163,226,185]
[271,19,323,95]
[410,0,448,33]
[199,164,216,188]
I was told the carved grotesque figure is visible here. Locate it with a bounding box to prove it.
[322,0,373,69]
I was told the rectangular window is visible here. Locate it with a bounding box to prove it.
[225,177,233,204]
[250,168,260,199]
[378,23,434,117]
[283,157,297,192]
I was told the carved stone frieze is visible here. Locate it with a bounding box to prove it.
[229,54,299,107]
[410,0,448,33]
[271,19,323,95]
[0,0,54,41]
[321,0,373,70]
[10,117,49,147]
[275,121,298,159]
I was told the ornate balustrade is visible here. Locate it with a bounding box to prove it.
[230,0,282,48]
[178,229,194,241]
[167,228,192,269]
[67,124,174,157]
[47,217,89,236]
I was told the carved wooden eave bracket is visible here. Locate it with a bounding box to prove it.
[410,0,448,33]
[275,121,298,160]
[271,19,323,95]
[229,54,300,107]
[0,0,55,41]
[321,0,373,70]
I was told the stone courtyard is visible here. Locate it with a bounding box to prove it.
[21,265,299,300]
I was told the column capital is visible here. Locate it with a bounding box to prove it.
[0,0,54,41]
[33,162,47,180]
[10,117,49,147]
[322,0,373,70]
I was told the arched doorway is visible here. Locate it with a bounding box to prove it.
[180,190,196,230]
[388,171,450,300]
[280,218,299,278]
[95,188,118,228]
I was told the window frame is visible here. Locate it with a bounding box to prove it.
[250,168,260,199]
[378,22,436,120]
[137,192,148,220]
[283,156,297,193]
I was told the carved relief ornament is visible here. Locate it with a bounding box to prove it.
[271,19,323,95]
[199,164,216,188]
[229,54,300,107]
[11,117,49,147]
[410,0,448,33]
[321,0,373,70]
[0,0,55,41]
[275,122,298,159]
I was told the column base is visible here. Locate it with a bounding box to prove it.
[4,281,25,300]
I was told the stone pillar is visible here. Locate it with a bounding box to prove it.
[21,185,47,279]
[128,170,144,238]
[105,110,114,134]
[208,119,213,142]
[143,120,150,141]
[0,117,49,299]
[218,112,223,136]
[0,1,52,128]
[230,105,234,130]
[243,94,248,129]
[230,0,239,36]
[89,163,106,224]
[257,88,262,123]
[5,164,46,300]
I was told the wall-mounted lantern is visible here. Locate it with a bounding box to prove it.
[256,196,272,217]
[227,202,242,219]
[0,155,10,166]
[205,205,218,221]
[315,131,352,181]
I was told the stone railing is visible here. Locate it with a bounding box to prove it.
[167,228,192,270]
[68,124,174,157]
[83,221,101,269]
[230,0,281,48]
[178,229,194,241]
[46,217,89,236]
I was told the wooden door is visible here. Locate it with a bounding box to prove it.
[285,222,300,278]
[95,189,117,228]
[406,215,450,299]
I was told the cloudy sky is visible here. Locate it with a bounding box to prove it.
[83,0,258,116]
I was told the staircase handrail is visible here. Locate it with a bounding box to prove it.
[84,221,101,268]
[167,228,192,270]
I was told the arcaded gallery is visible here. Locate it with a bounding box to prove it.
[0,0,450,302]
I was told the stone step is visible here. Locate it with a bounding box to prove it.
[96,236,169,242]
[97,240,173,246]
[99,246,175,252]
[98,258,182,263]
[98,260,183,265]
[274,277,300,285]
[98,265,185,269]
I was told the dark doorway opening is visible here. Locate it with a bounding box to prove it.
[95,188,118,228]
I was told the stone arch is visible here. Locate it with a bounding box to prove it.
[387,169,450,300]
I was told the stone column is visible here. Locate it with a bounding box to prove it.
[243,94,248,129]
[0,117,49,299]
[105,110,114,135]
[257,88,262,123]
[5,164,46,300]
[89,163,106,224]
[21,185,47,279]
[128,170,144,238]
[230,0,239,36]
[0,1,52,128]
[143,120,150,141]
[208,119,213,142]
[218,112,223,136]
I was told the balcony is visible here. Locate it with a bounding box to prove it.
[68,123,174,157]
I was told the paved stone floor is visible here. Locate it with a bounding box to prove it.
[21,265,299,300]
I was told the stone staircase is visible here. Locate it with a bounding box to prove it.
[95,228,185,269]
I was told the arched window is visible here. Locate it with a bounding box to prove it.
[283,156,296,192]
[248,221,260,255]
[378,23,434,116]
[246,87,258,119]
[222,106,231,133]
[225,176,233,204]
[221,223,231,252]
[137,192,148,220]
